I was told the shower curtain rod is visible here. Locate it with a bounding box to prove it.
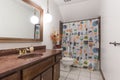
[63,17,100,23]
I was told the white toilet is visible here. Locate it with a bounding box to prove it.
[61,57,74,72]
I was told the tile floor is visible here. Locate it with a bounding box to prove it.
[59,67,103,80]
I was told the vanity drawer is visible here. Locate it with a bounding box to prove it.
[23,57,55,80]
[56,54,62,62]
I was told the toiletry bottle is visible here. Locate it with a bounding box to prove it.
[30,45,34,53]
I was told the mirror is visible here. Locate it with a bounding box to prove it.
[0,0,43,42]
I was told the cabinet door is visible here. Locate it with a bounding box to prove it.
[33,76,41,80]
[41,68,52,80]
[1,72,20,80]
[54,62,60,80]
[23,57,54,80]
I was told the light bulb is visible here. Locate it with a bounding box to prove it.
[44,13,52,23]
[30,15,39,24]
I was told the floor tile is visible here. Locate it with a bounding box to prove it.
[79,76,90,80]
[80,70,90,78]
[91,73,101,79]
[80,68,90,73]
[91,78,103,80]
[91,70,101,75]
[59,76,66,80]
[60,71,69,77]
[67,73,79,80]
[66,78,74,80]
[59,67,103,80]
[69,67,80,75]
[91,71,103,80]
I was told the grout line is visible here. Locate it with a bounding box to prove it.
[64,72,70,80]
[90,71,91,80]
[60,70,68,80]
[78,67,81,80]
[65,68,74,80]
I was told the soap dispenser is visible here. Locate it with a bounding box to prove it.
[29,45,34,53]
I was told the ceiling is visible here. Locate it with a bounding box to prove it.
[54,0,88,6]
[55,0,100,22]
[32,0,100,22]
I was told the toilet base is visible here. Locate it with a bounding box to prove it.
[60,63,72,72]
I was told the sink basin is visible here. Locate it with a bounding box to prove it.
[17,53,43,59]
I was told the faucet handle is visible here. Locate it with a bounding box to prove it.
[23,49,27,54]
[26,48,30,53]
[19,50,23,55]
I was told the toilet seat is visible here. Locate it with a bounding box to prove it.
[62,57,73,61]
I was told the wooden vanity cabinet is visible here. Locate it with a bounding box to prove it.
[1,72,21,80]
[23,57,54,80]
[0,52,62,80]
[41,68,53,80]
[53,54,62,80]
[33,67,53,80]
[56,54,62,62]
[53,62,60,80]
[33,76,41,80]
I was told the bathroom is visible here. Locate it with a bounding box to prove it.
[0,0,120,80]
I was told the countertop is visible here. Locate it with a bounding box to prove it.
[0,49,62,77]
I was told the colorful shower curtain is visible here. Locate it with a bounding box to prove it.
[62,18,99,70]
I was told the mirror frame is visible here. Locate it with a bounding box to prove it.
[0,0,43,42]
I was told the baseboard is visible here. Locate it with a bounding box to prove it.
[100,69,105,80]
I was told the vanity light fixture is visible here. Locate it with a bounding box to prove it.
[30,9,39,24]
[44,0,52,23]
